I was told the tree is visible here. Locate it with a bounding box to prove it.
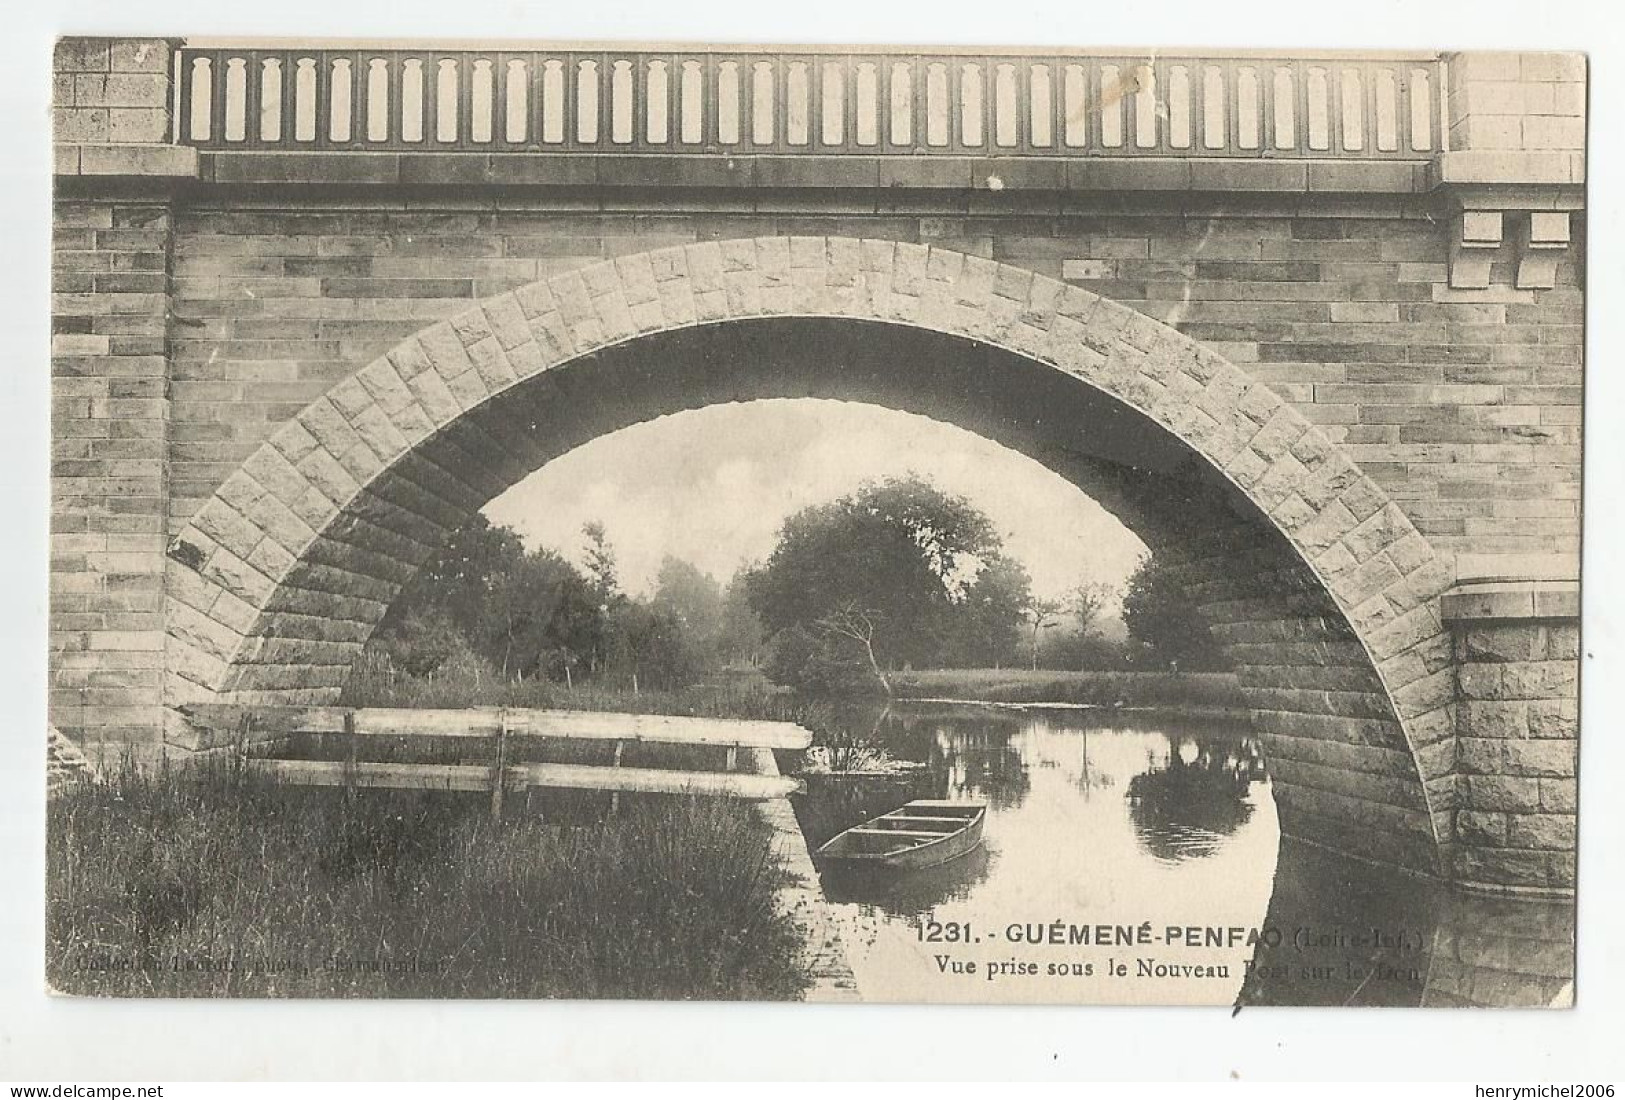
[472,550,600,680]
[650,556,727,667]
[1021,598,1064,671]
[581,520,620,607]
[1071,581,1114,640]
[391,515,529,642]
[944,554,1032,668]
[603,601,704,692]
[747,475,1032,690]
[762,623,871,697]
[579,520,621,673]
[815,602,891,695]
[372,516,602,683]
[715,569,766,669]
[370,605,467,677]
[1120,553,1230,671]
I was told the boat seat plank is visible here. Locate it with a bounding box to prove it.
[848,827,953,839]
[882,814,980,825]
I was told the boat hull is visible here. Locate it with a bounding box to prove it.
[815,800,987,870]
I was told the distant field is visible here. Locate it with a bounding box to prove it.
[890,668,1246,711]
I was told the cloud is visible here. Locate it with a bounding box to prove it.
[483,398,1147,601]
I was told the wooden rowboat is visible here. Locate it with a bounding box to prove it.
[815,799,987,870]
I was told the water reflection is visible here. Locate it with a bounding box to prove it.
[1239,840,1576,1008]
[938,721,1032,811]
[795,704,1278,1004]
[793,703,1574,1007]
[1127,737,1267,863]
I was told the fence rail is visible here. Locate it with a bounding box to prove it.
[174,46,1445,160]
[177,703,810,812]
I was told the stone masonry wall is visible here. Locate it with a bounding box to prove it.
[52,37,173,150]
[163,200,1583,565]
[51,197,175,744]
[1446,52,1587,165]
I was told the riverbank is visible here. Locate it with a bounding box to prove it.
[340,658,1250,727]
[47,755,812,999]
[890,669,1246,716]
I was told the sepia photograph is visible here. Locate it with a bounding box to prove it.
[39,33,1589,1014]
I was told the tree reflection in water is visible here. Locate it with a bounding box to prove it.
[1126,735,1269,863]
[936,720,1032,811]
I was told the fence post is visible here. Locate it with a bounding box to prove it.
[609,738,624,815]
[526,729,545,817]
[343,710,358,800]
[490,707,508,822]
[724,744,738,773]
[235,712,254,760]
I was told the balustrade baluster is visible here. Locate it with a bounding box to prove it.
[719,60,742,146]
[259,56,283,144]
[855,61,878,147]
[328,55,354,144]
[907,57,926,150]
[578,57,600,146]
[751,59,775,147]
[223,57,246,143]
[1410,66,1433,152]
[212,53,232,146]
[1167,64,1190,150]
[1338,66,1363,152]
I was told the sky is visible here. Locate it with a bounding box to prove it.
[483,398,1148,607]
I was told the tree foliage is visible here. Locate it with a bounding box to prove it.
[581,520,620,606]
[1071,581,1114,639]
[1120,553,1230,671]
[716,568,767,669]
[746,475,1032,692]
[369,515,705,691]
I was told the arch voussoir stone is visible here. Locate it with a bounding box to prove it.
[163,235,1462,874]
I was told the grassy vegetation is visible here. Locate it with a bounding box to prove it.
[48,754,811,999]
[342,650,821,720]
[338,652,849,767]
[890,668,1246,711]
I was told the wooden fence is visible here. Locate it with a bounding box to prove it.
[173,45,1445,160]
[177,703,811,817]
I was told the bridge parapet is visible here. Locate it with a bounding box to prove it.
[166,45,1444,162]
[54,40,1585,202]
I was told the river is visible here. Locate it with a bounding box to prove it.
[793,702,1574,1007]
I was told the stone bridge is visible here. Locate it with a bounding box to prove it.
[50,38,1584,896]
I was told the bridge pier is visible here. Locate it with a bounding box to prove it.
[52,189,187,745]
[53,38,196,747]
[1443,576,1580,897]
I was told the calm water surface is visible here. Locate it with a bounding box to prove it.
[794,703,1574,1007]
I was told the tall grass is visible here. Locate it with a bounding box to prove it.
[48,754,811,999]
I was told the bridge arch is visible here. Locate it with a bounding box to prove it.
[163,236,1458,875]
